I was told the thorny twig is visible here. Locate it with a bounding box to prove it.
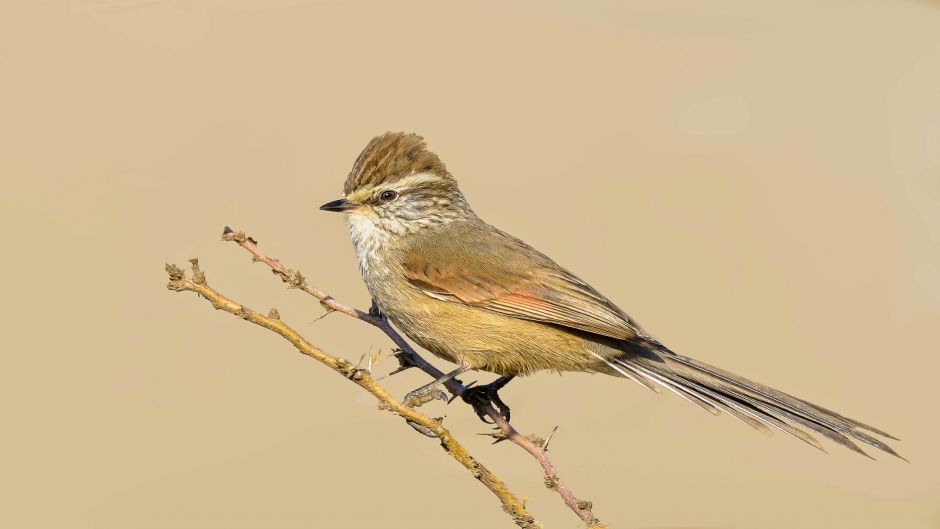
[221,227,604,528]
[166,259,538,528]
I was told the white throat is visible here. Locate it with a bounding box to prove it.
[346,213,392,282]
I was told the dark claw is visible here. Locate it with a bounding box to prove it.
[448,380,476,404]
[461,376,514,423]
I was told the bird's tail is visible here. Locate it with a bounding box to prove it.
[594,341,903,459]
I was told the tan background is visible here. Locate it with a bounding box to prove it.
[2,1,939,527]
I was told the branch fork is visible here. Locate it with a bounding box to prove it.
[164,227,605,528]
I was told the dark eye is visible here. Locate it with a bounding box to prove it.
[379,190,399,202]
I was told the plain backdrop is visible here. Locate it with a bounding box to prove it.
[2,1,939,528]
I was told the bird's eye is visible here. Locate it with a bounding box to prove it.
[379,190,399,202]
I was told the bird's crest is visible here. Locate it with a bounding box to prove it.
[344,132,451,194]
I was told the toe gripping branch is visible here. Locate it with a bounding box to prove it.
[461,376,515,423]
[401,368,515,435]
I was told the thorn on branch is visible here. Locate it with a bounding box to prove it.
[312,301,336,323]
[355,351,376,375]
[543,426,559,451]
[529,426,558,451]
[385,365,412,378]
[479,430,511,445]
[267,308,280,319]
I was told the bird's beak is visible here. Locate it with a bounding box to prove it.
[319,198,354,212]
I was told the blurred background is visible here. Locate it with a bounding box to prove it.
[2,1,939,527]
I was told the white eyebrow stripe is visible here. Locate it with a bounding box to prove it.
[386,172,447,191]
[347,172,446,203]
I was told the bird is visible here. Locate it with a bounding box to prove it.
[319,131,902,459]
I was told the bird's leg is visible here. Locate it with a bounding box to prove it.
[402,366,470,408]
[368,298,383,318]
[461,375,515,423]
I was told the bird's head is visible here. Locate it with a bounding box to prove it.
[320,132,474,236]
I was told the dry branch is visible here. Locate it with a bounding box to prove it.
[166,259,538,528]
[220,227,604,528]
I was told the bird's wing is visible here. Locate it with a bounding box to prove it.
[402,221,645,340]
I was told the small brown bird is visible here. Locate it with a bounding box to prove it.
[320,132,901,459]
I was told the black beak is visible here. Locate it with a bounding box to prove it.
[319,198,353,212]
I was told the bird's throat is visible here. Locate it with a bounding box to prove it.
[346,213,393,283]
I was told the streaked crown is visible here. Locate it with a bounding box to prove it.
[345,132,452,195]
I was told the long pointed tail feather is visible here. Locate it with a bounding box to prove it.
[602,344,904,460]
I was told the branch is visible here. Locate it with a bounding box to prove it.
[221,227,604,528]
[166,259,538,528]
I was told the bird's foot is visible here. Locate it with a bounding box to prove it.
[461,376,515,423]
[402,366,468,409]
[403,386,449,409]
[384,348,419,378]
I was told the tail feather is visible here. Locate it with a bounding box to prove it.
[668,352,896,442]
[655,367,826,451]
[790,394,900,441]
[742,394,873,458]
[603,354,778,436]
[589,351,659,392]
[608,345,903,460]
[621,359,722,416]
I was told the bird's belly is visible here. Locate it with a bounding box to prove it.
[384,296,594,376]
